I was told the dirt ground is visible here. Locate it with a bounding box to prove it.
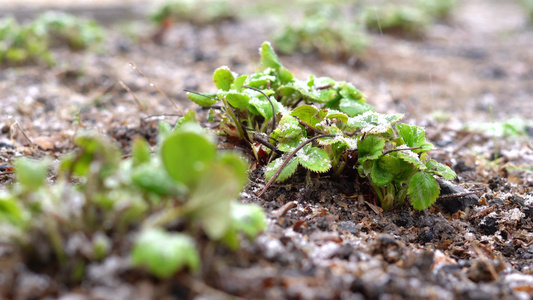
[1,0,533,299]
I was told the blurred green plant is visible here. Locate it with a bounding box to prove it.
[0,11,105,66]
[187,42,456,211]
[417,0,457,20]
[273,2,368,58]
[362,4,430,36]
[362,0,457,36]
[465,116,533,139]
[0,118,265,280]
[520,0,533,22]
[150,0,234,26]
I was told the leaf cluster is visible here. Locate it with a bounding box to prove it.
[0,11,105,66]
[188,41,456,211]
[0,117,265,280]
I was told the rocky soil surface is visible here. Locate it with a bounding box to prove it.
[1,0,533,299]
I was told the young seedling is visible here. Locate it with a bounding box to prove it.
[0,115,266,281]
[187,41,456,211]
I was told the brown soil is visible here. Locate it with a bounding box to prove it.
[1,0,533,299]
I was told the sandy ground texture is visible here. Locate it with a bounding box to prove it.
[1,0,533,299]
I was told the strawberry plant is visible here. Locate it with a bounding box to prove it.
[187,41,456,211]
[0,116,265,281]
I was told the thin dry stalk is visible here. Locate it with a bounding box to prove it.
[119,80,147,113]
[10,122,36,150]
[129,62,182,114]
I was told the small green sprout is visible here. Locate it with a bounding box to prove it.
[0,116,265,280]
[132,229,200,278]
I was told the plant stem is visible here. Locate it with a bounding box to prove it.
[142,205,183,229]
[490,104,498,165]
[220,97,246,141]
[257,134,336,197]
[382,146,422,156]
[252,133,283,155]
[45,218,67,266]
[183,89,216,100]
[396,183,408,206]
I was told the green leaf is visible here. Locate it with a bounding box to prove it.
[161,130,216,188]
[347,111,404,133]
[397,148,427,170]
[317,134,353,148]
[291,105,320,127]
[174,110,198,130]
[216,151,249,189]
[396,123,424,147]
[357,135,385,163]
[223,92,251,110]
[278,67,294,84]
[15,157,50,191]
[72,132,122,178]
[131,161,184,195]
[92,232,111,261]
[324,109,349,124]
[426,159,456,180]
[157,121,173,144]
[272,115,302,140]
[220,228,239,250]
[260,41,283,70]
[278,84,304,105]
[306,77,338,103]
[249,95,280,120]
[186,157,247,240]
[371,155,399,186]
[395,123,435,152]
[339,82,366,102]
[394,158,418,182]
[408,171,440,210]
[230,202,266,239]
[339,99,374,117]
[131,229,200,278]
[297,146,331,173]
[244,73,276,89]
[231,75,248,91]
[276,137,304,153]
[0,193,28,226]
[186,92,217,107]
[213,67,235,91]
[265,156,299,182]
[131,137,152,167]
